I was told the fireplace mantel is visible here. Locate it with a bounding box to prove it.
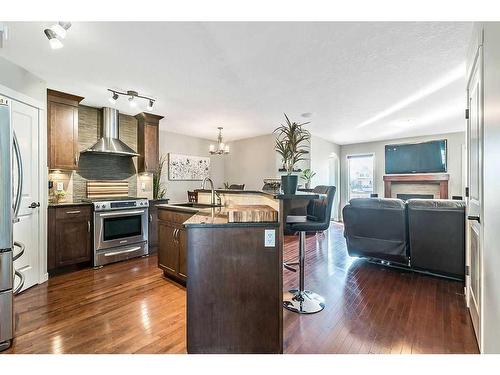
[383,173,449,199]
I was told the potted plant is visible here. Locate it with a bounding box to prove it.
[153,154,167,200]
[274,114,311,194]
[301,168,316,189]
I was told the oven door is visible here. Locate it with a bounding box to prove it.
[95,208,148,251]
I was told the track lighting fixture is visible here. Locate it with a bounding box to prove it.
[50,22,71,39]
[44,29,63,49]
[128,95,137,108]
[108,91,119,105]
[107,89,156,111]
[44,22,71,49]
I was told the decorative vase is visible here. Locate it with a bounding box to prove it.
[281,175,298,195]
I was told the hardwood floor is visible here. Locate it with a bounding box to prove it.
[4,222,478,354]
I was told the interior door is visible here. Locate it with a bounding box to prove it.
[466,44,483,346]
[11,99,40,292]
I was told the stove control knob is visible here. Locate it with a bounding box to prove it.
[101,204,106,209]
[96,205,100,209]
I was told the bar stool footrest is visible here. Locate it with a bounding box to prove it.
[283,289,325,314]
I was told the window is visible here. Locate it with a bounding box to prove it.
[347,154,374,201]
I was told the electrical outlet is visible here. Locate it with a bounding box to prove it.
[141,182,146,191]
[56,182,64,191]
[264,229,275,247]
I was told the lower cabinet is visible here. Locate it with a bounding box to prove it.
[48,205,93,274]
[148,199,169,254]
[157,209,193,283]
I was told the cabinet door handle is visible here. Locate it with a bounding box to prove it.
[172,228,178,243]
[66,210,81,214]
[87,220,91,233]
[149,214,153,222]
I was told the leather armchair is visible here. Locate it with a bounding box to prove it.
[342,198,409,264]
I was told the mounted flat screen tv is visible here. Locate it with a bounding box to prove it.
[385,140,447,174]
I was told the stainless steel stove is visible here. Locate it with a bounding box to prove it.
[83,197,149,267]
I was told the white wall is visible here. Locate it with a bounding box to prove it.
[0,56,46,103]
[310,135,341,219]
[480,22,500,354]
[339,131,466,209]
[310,135,341,186]
[224,134,280,190]
[158,130,224,202]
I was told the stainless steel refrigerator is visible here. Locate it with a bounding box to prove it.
[0,96,25,352]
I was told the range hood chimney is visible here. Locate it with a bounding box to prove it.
[81,107,139,157]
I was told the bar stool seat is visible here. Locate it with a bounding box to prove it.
[283,185,336,314]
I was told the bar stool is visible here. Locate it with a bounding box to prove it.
[283,185,336,314]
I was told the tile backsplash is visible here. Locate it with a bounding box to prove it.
[48,105,153,203]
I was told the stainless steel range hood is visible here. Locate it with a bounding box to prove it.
[81,107,139,157]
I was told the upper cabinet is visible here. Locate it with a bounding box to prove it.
[47,89,84,170]
[135,112,164,173]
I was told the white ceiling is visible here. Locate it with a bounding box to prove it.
[0,22,472,144]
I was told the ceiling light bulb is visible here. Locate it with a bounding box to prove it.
[147,99,154,111]
[128,96,137,107]
[50,22,71,39]
[44,29,63,49]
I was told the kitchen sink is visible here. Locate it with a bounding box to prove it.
[171,202,223,209]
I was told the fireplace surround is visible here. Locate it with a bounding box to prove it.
[383,173,449,199]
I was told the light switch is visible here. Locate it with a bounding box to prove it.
[264,229,276,247]
[56,182,64,191]
[141,182,146,191]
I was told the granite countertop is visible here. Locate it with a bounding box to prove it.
[273,192,325,200]
[158,203,279,228]
[184,206,280,228]
[195,189,278,196]
[48,200,92,207]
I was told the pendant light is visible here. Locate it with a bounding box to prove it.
[209,127,230,155]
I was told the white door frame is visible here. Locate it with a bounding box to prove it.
[465,26,484,352]
[0,82,48,285]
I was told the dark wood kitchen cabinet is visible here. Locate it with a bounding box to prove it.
[135,112,164,173]
[47,205,93,274]
[47,89,84,170]
[148,199,169,254]
[157,208,193,283]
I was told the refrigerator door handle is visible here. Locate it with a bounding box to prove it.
[13,269,25,295]
[12,130,23,219]
[13,241,25,261]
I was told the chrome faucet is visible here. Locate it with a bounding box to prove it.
[202,177,216,205]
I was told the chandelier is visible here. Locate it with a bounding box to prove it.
[209,127,230,155]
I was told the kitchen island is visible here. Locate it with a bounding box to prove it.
[157,189,321,354]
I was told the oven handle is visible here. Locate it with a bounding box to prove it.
[98,209,146,218]
[104,246,142,257]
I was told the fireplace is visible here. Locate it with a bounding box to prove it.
[383,173,449,199]
[396,193,434,201]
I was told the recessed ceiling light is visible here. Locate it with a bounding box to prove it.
[44,29,63,49]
